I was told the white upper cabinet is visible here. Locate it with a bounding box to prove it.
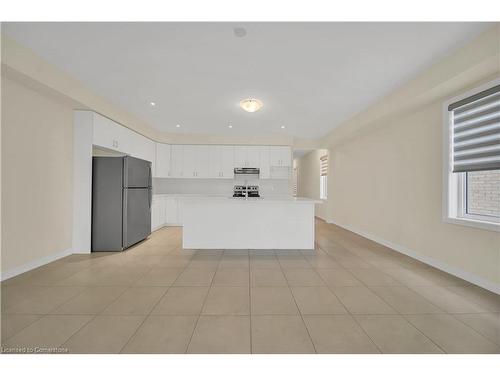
[182,145,210,178]
[195,145,210,178]
[153,144,291,179]
[221,146,235,178]
[91,112,155,172]
[247,146,261,167]
[209,145,234,178]
[209,146,221,178]
[130,131,154,161]
[93,113,126,152]
[234,146,261,168]
[182,145,197,178]
[156,143,171,178]
[270,146,291,167]
[171,145,184,178]
[259,146,270,179]
[234,146,247,167]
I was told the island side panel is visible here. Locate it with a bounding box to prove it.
[182,199,315,249]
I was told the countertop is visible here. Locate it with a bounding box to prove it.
[153,193,322,204]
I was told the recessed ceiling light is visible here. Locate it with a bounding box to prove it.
[176,124,181,128]
[149,102,156,107]
[228,125,233,128]
[240,98,263,113]
[233,27,247,38]
[281,125,286,129]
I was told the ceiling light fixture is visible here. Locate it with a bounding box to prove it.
[176,124,181,128]
[233,27,247,38]
[149,102,156,107]
[228,125,233,128]
[281,125,286,129]
[240,98,263,113]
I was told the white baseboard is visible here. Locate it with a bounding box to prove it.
[1,248,73,281]
[152,223,182,232]
[327,219,500,295]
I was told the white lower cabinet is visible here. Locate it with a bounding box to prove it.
[151,196,183,231]
[165,197,181,225]
[151,195,164,231]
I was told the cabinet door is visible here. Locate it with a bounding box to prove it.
[171,145,184,178]
[143,138,156,163]
[182,145,196,178]
[92,113,115,150]
[234,146,247,167]
[113,121,133,154]
[209,146,222,178]
[221,146,234,179]
[280,146,292,167]
[177,199,183,225]
[151,198,159,230]
[159,196,167,225]
[165,197,178,224]
[195,145,210,178]
[247,146,261,168]
[259,146,270,179]
[269,146,282,166]
[156,143,171,178]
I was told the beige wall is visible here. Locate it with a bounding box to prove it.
[324,25,500,289]
[295,149,328,220]
[1,76,73,274]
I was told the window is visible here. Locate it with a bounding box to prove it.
[444,80,500,231]
[466,170,500,218]
[293,166,298,197]
[320,154,328,200]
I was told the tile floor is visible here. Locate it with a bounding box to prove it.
[1,219,499,354]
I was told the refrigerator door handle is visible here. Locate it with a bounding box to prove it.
[148,188,152,209]
[148,163,152,188]
[122,187,128,249]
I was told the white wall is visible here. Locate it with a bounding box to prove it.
[1,76,74,277]
[294,149,328,220]
[323,25,500,292]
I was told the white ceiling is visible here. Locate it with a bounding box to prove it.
[2,22,492,139]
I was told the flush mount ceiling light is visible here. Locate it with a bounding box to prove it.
[228,125,233,128]
[233,27,247,38]
[280,125,286,129]
[239,98,263,113]
[149,102,156,107]
[176,124,181,128]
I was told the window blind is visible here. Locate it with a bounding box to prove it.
[320,155,328,176]
[449,84,500,173]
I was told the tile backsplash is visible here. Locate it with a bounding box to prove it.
[153,178,291,197]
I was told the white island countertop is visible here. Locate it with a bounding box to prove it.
[154,193,322,204]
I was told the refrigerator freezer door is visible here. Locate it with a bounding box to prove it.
[123,188,152,248]
[124,156,152,188]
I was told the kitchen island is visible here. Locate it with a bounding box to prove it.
[182,197,321,249]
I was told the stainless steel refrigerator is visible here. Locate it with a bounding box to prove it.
[92,156,152,251]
